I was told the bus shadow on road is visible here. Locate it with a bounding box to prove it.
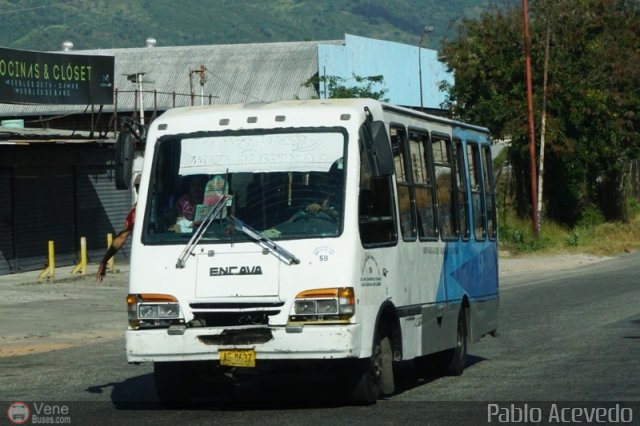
[104,354,487,410]
[88,373,162,409]
[108,371,348,410]
[393,354,486,393]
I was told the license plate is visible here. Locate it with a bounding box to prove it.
[219,349,256,367]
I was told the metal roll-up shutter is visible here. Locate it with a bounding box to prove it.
[0,168,14,274]
[14,167,76,272]
[76,166,133,264]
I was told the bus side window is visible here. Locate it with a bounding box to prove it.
[454,139,470,240]
[432,135,458,240]
[482,146,498,240]
[409,130,438,240]
[359,127,397,247]
[467,143,486,240]
[391,125,416,241]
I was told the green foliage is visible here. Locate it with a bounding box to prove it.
[499,217,549,253]
[441,0,640,226]
[628,197,640,217]
[577,205,605,229]
[563,206,604,249]
[565,229,581,248]
[304,74,389,101]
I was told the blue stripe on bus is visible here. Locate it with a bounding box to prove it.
[436,241,499,303]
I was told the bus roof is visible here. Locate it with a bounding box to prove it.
[153,98,490,136]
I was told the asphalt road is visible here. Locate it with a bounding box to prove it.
[1,252,639,425]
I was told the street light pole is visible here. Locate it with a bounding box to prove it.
[127,72,146,126]
[137,74,145,126]
[189,65,208,106]
[418,26,433,112]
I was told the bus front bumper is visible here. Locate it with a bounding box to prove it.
[125,323,363,363]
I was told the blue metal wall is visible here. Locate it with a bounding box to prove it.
[318,34,453,109]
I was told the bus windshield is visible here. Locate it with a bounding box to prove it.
[143,129,347,244]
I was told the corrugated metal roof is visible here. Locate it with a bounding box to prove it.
[0,124,102,144]
[0,40,341,117]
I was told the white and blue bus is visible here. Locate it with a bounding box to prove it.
[124,98,499,405]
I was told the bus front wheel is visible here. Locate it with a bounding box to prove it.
[345,331,394,405]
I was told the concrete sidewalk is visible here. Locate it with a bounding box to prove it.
[0,253,612,286]
[0,262,130,286]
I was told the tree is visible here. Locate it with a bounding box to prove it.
[440,0,640,225]
[303,74,390,101]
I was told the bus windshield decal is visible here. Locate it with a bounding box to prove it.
[179,132,344,175]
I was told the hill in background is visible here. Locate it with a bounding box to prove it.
[0,0,514,51]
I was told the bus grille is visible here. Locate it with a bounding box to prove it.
[191,310,280,327]
[197,327,273,345]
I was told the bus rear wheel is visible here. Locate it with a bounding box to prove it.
[440,307,467,376]
[345,331,394,405]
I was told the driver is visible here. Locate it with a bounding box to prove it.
[286,158,343,223]
[288,195,338,222]
[261,158,343,238]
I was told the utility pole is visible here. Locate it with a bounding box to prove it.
[523,0,539,236]
[537,27,551,234]
[418,26,433,112]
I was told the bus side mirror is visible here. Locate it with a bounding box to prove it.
[115,131,134,189]
[365,120,394,178]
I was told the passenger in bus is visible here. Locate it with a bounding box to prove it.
[170,175,206,233]
[203,175,228,206]
[414,188,435,237]
[398,187,414,239]
[436,173,455,237]
[175,175,206,220]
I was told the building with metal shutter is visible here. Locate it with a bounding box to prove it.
[0,134,134,275]
[0,34,450,275]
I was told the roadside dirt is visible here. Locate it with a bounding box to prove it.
[0,270,129,358]
[499,253,611,277]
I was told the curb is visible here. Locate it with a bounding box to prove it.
[0,263,130,286]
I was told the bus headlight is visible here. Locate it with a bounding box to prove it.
[289,287,355,323]
[127,293,183,329]
[138,303,180,319]
[294,299,318,315]
[139,304,158,318]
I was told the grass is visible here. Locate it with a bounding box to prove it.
[498,212,640,257]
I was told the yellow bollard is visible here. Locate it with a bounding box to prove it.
[71,236,87,274]
[106,233,114,272]
[37,240,55,282]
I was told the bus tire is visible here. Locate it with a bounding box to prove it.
[154,362,192,407]
[346,332,394,405]
[441,308,467,376]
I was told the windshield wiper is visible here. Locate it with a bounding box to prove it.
[230,215,300,265]
[175,194,232,269]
